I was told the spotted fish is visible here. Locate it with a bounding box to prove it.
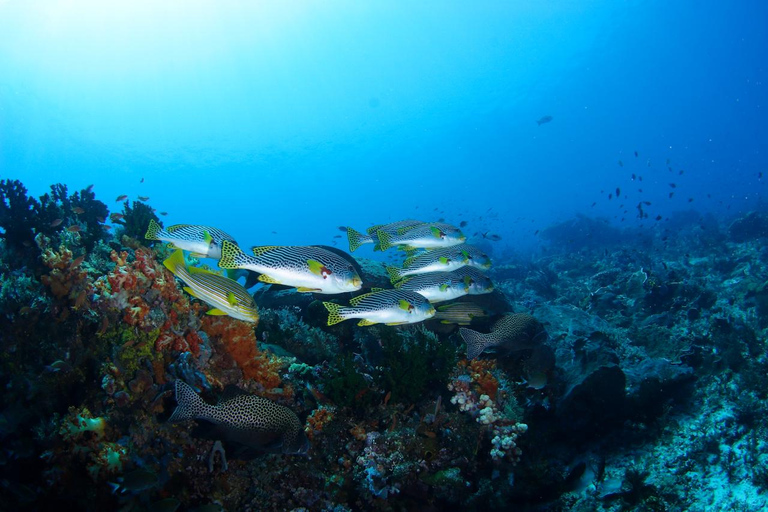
[169,380,309,455]
[218,241,362,294]
[163,250,259,322]
[377,223,465,251]
[393,271,472,303]
[433,302,489,325]
[346,219,425,252]
[145,219,236,259]
[322,289,435,326]
[385,245,474,283]
[459,313,543,359]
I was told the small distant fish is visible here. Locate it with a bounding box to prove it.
[160,212,168,216]
[67,225,82,232]
[323,289,435,326]
[481,232,501,242]
[679,170,684,175]
[110,213,125,222]
[459,221,468,228]
[634,151,638,157]
[50,218,63,227]
[536,115,553,126]
[138,196,150,202]
[140,177,145,183]
[218,241,362,294]
[666,158,670,165]
[96,217,106,223]
[460,313,543,359]
[72,207,85,214]
[102,225,112,231]
[616,187,621,197]
[590,202,596,207]
[116,195,128,202]
[643,201,651,206]
[759,172,763,179]
[146,220,237,259]
[608,193,613,200]
[337,226,347,232]
[163,250,259,322]
[655,215,662,221]
[631,173,635,180]
[669,183,677,188]
[333,235,342,239]
[669,192,675,198]
[688,198,694,202]
[638,176,643,181]
[618,160,623,167]
[44,360,73,374]
[170,380,309,454]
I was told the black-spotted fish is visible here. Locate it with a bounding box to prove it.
[452,266,495,295]
[323,289,435,326]
[458,245,492,270]
[386,245,473,283]
[218,241,362,294]
[346,219,425,252]
[145,219,236,259]
[377,223,465,251]
[169,380,309,455]
[163,250,259,323]
[432,302,489,325]
[459,313,543,359]
[394,272,472,303]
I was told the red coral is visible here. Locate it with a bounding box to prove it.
[201,316,281,389]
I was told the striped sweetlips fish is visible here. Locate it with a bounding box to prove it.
[345,219,425,252]
[452,266,495,295]
[458,244,492,270]
[145,219,236,259]
[385,244,476,283]
[433,301,489,325]
[376,222,465,251]
[218,240,362,294]
[322,289,436,326]
[393,271,472,303]
[163,250,259,322]
[169,380,309,455]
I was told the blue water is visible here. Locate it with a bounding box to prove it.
[1,0,766,254]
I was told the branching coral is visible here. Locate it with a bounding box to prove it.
[113,200,161,243]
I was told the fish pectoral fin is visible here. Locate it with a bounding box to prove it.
[306,259,325,276]
[227,292,238,306]
[206,308,228,316]
[296,287,322,292]
[182,286,198,298]
[357,319,377,326]
[258,274,281,284]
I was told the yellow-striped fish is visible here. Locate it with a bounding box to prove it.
[146,219,237,259]
[163,250,258,323]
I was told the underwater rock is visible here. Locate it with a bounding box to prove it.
[557,365,626,440]
[623,357,695,422]
[728,211,768,242]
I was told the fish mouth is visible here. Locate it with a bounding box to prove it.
[351,276,363,288]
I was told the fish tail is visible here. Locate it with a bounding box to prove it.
[219,240,245,269]
[377,230,394,251]
[459,327,495,360]
[346,227,367,252]
[322,302,346,326]
[385,265,403,283]
[162,249,187,277]
[145,219,164,240]
[168,380,207,422]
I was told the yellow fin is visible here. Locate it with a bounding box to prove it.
[227,292,238,306]
[258,274,281,284]
[323,302,345,326]
[182,286,198,298]
[350,292,375,306]
[251,246,281,257]
[163,249,186,276]
[203,230,213,245]
[385,321,408,325]
[144,219,163,240]
[188,265,216,275]
[358,319,377,326]
[297,287,321,292]
[307,259,326,276]
[206,308,228,316]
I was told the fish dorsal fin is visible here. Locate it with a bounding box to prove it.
[251,246,281,257]
[188,265,217,275]
[166,225,188,233]
[371,287,385,293]
[393,278,408,289]
[366,224,384,235]
[218,385,250,404]
[258,274,281,284]
[350,292,376,306]
[307,259,328,276]
[358,319,376,326]
[403,256,417,267]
